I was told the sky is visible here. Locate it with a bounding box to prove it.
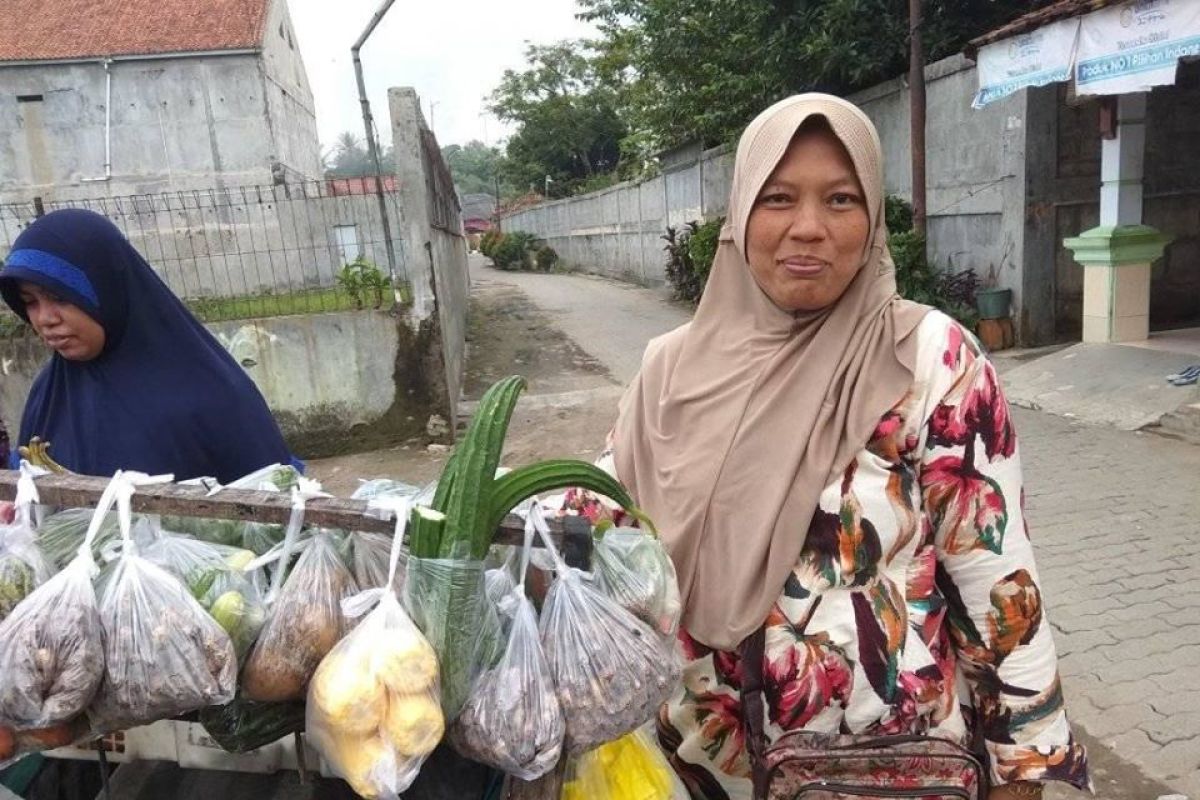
[287,0,597,155]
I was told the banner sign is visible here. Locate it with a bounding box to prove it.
[1075,0,1200,95]
[973,17,1080,107]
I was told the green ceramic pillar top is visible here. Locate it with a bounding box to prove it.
[1063,224,1172,268]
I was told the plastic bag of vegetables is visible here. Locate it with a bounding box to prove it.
[450,512,564,780]
[308,497,444,799]
[592,527,681,639]
[163,463,302,554]
[531,506,679,755]
[0,471,104,733]
[36,507,123,570]
[89,472,238,732]
[561,726,689,800]
[0,465,53,622]
[242,486,357,703]
[139,525,264,661]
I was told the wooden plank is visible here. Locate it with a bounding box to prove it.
[0,470,563,548]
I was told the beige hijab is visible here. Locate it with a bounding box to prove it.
[613,94,929,651]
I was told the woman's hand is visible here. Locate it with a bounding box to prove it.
[0,501,13,525]
[989,782,1043,799]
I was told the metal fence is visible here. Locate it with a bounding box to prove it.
[0,180,408,328]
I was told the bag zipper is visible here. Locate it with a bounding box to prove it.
[793,781,972,798]
[766,750,983,799]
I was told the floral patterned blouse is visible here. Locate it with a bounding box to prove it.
[561,311,1089,799]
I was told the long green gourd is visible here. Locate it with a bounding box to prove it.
[407,375,653,715]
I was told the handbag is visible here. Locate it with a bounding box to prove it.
[739,626,986,799]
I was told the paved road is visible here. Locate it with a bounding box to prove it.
[494,261,1200,798]
[470,256,692,384]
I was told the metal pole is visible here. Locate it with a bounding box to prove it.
[351,0,400,296]
[908,0,927,238]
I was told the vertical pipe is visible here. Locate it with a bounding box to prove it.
[351,0,400,300]
[103,59,112,179]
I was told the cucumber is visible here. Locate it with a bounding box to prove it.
[486,459,650,537]
[408,506,446,559]
[438,376,526,559]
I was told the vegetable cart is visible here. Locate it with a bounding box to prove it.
[0,469,596,800]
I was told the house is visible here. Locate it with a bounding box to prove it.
[0,0,322,202]
[460,192,496,236]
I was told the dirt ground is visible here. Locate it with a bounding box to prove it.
[307,275,623,496]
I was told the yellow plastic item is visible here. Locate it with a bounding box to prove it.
[562,730,680,800]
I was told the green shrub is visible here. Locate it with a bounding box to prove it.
[664,217,724,305]
[885,195,913,235]
[889,230,979,330]
[492,231,537,270]
[479,229,503,258]
[535,245,559,271]
[337,257,390,309]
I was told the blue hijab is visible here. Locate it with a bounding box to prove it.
[0,209,294,483]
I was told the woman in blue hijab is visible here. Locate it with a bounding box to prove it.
[0,208,294,483]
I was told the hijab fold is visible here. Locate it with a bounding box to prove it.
[1,209,293,483]
[614,94,929,650]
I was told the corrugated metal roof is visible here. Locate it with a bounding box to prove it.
[965,0,1125,59]
[0,0,270,62]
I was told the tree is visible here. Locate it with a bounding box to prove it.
[324,131,394,177]
[442,140,507,196]
[488,41,628,197]
[580,0,1057,149]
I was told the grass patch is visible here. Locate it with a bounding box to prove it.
[0,284,413,338]
[186,283,411,323]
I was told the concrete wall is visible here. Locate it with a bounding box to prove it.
[0,36,321,203]
[0,309,441,459]
[390,87,469,424]
[260,0,322,181]
[502,145,733,285]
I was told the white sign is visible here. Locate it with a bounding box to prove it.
[1075,0,1200,95]
[973,17,1081,108]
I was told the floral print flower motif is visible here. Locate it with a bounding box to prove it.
[928,358,1015,461]
[995,736,1091,789]
[867,665,947,735]
[761,623,854,731]
[853,577,908,703]
[921,454,1008,555]
[987,569,1043,663]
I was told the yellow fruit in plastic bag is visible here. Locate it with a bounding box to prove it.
[383,692,444,757]
[375,635,439,695]
[311,651,386,734]
[330,732,393,799]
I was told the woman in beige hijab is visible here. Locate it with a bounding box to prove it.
[598,95,1089,799]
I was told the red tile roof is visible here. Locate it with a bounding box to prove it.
[965,0,1124,58]
[0,0,271,62]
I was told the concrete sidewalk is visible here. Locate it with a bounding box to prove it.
[997,337,1200,432]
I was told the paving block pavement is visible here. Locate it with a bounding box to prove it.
[1015,408,1200,797]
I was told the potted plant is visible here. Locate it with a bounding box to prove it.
[974,265,1014,351]
[974,265,1012,321]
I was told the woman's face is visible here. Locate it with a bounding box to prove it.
[18,282,106,361]
[745,125,871,313]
